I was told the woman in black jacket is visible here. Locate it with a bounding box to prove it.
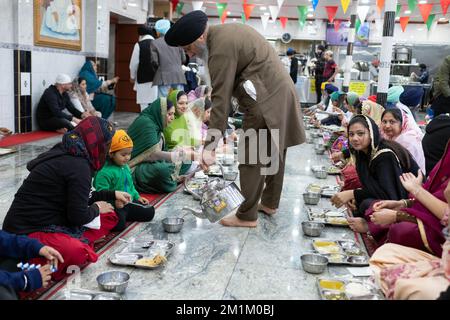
[3,117,129,280]
[331,115,420,229]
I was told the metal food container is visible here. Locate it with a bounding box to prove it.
[96,271,130,294]
[303,192,320,205]
[314,169,328,179]
[162,217,184,233]
[301,221,325,237]
[301,254,328,274]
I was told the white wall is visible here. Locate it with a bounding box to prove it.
[0,1,14,44]
[0,48,14,131]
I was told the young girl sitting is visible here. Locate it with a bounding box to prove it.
[94,130,155,231]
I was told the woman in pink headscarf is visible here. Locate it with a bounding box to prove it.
[187,85,211,102]
[380,108,425,174]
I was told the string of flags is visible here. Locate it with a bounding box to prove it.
[167,1,449,31]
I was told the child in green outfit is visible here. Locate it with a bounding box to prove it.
[94,130,155,231]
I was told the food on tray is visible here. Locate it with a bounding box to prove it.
[308,184,322,193]
[326,217,349,225]
[319,279,345,292]
[345,247,365,256]
[327,254,346,263]
[135,254,167,267]
[314,241,340,254]
[323,291,348,300]
[345,282,372,297]
[327,166,341,174]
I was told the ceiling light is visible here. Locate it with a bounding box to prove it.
[404,10,411,14]
[308,7,314,12]
[395,16,400,20]
[260,6,267,11]
[128,3,137,7]
[418,0,427,3]
[264,12,270,16]
[227,11,231,15]
[439,17,448,21]
[361,0,370,3]
[307,13,314,18]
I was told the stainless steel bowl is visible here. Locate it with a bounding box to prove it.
[303,192,320,205]
[315,148,326,155]
[162,217,184,233]
[314,170,328,179]
[301,221,325,237]
[96,271,130,294]
[301,254,328,274]
[223,170,238,181]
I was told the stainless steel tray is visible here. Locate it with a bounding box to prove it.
[108,239,174,270]
[53,288,123,300]
[306,207,349,227]
[311,239,369,266]
[317,278,383,300]
[326,165,341,175]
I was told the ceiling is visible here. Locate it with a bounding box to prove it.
[165,0,449,23]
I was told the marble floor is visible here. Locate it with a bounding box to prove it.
[0,112,369,300]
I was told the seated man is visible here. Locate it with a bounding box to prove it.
[36,74,86,133]
[0,230,63,300]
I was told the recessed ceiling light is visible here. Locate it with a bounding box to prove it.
[308,7,314,12]
[227,11,231,15]
[361,0,370,3]
[418,28,423,31]
[307,13,314,18]
[419,0,427,3]
[439,17,448,21]
[395,16,400,20]
[404,10,411,14]
[260,6,267,11]
[233,18,236,21]
[264,12,270,16]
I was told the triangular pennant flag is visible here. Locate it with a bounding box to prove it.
[400,16,410,32]
[280,16,288,29]
[355,18,361,33]
[191,1,203,11]
[221,11,228,24]
[334,20,342,31]
[261,15,270,30]
[312,0,319,11]
[241,13,246,24]
[297,5,308,30]
[441,0,450,15]
[176,2,184,15]
[216,3,227,19]
[243,4,255,20]
[408,0,417,12]
[426,13,436,30]
[376,0,385,13]
[171,0,179,12]
[325,6,339,23]
[357,6,370,23]
[341,0,351,14]
[277,0,285,8]
[396,4,402,16]
[269,5,280,22]
[418,4,433,23]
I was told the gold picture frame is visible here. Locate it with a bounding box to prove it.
[34,0,82,51]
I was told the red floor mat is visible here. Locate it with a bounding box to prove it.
[0,131,61,148]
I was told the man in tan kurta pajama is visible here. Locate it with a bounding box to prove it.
[165,11,305,227]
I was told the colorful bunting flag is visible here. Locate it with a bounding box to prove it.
[400,16,410,32]
[171,0,179,12]
[280,16,288,29]
[297,5,308,30]
[241,13,246,24]
[312,0,319,11]
[269,5,280,22]
[376,0,385,13]
[216,3,228,19]
[325,6,338,23]
[408,0,417,12]
[261,14,270,30]
[191,1,203,11]
[277,0,285,8]
[341,0,351,14]
[357,5,370,23]
[418,4,433,23]
[334,20,342,31]
[175,2,184,15]
[243,4,255,20]
[355,18,361,33]
[441,0,450,15]
[396,4,402,16]
[426,13,436,31]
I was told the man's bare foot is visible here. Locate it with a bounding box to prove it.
[257,203,277,216]
[348,217,369,233]
[220,214,257,228]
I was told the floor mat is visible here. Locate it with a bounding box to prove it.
[0,131,61,148]
[20,188,180,300]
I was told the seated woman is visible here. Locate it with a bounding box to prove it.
[164,98,206,150]
[380,108,426,174]
[168,89,188,119]
[331,115,420,218]
[78,60,119,119]
[93,130,155,232]
[360,99,385,126]
[2,117,130,281]
[127,98,197,194]
[368,182,450,300]
[320,91,348,127]
[422,113,450,176]
[366,141,450,255]
[68,77,102,118]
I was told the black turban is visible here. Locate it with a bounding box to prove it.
[164,10,208,47]
[138,25,153,36]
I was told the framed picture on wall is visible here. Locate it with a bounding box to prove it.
[33,0,82,51]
